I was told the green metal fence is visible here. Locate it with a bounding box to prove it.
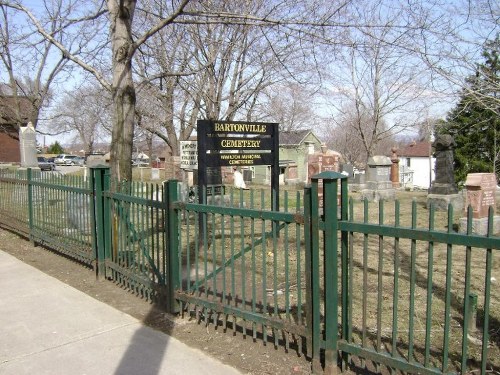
[313,172,500,374]
[0,168,94,264]
[1,167,499,374]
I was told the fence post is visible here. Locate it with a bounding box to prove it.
[306,176,324,373]
[310,171,349,374]
[90,165,110,279]
[27,168,35,244]
[165,179,180,314]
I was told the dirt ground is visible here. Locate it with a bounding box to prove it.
[0,227,313,375]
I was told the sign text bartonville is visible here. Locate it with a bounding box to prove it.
[197,120,279,210]
[198,120,276,167]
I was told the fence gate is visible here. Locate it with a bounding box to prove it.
[167,180,317,361]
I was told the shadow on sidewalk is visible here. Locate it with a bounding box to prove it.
[113,291,175,375]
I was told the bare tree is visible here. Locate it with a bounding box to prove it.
[324,1,434,163]
[0,1,86,131]
[256,82,322,132]
[133,0,328,157]
[404,0,500,114]
[49,85,112,153]
[3,0,495,182]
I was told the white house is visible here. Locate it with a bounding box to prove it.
[398,141,435,189]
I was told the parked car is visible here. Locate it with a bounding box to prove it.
[54,154,79,165]
[37,156,55,171]
[73,156,85,166]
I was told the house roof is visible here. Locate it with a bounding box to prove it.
[280,130,318,146]
[398,141,431,157]
[0,96,32,126]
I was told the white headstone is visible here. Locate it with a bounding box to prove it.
[151,168,160,180]
[19,122,38,168]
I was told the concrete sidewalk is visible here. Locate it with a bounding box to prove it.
[0,250,241,375]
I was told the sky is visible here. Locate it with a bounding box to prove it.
[3,0,498,150]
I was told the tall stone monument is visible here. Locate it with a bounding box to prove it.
[19,122,38,168]
[361,155,395,202]
[427,134,463,211]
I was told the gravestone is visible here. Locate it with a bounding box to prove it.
[67,194,91,235]
[307,149,341,207]
[459,173,500,235]
[19,122,38,168]
[151,168,160,180]
[429,134,458,194]
[350,171,365,192]
[340,163,354,180]
[361,155,395,202]
[427,134,463,211]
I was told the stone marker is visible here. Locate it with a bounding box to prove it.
[465,173,496,218]
[361,155,395,202]
[151,168,160,180]
[307,149,341,207]
[67,194,91,235]
[307,151,341,180]
[459,173,500,235]
[19,122,38,168]
[427,133,463,211]
[429,134,458,194]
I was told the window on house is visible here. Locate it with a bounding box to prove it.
[406,158,411,167]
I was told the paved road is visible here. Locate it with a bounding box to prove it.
[0,250,241,375]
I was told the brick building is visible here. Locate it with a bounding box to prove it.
[0,96,32,163]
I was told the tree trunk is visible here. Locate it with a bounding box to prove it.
[108,0,136,182]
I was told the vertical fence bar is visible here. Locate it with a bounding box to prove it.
[461,207,473,373]
[340,176,350,371]
[408,199,417,362]
[165,179,180,314]
[309,177,321,374]
[303,186,314,365]
[376,199,384,371]
[424,203,435,367]
[481,207,493,373]
[27,168,34,243]
[296,191,303,329]
[391,200,400,364]
[362,198,369,364]
[442,204,454,372]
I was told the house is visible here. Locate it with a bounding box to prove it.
[397,141,435,189]
[252,129,323,185]
[0,96,32,163]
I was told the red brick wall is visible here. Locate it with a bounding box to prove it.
[0,130,20,163]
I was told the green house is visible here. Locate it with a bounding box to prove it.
[251,129,323,185]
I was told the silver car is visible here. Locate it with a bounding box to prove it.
[55,154,79,165]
